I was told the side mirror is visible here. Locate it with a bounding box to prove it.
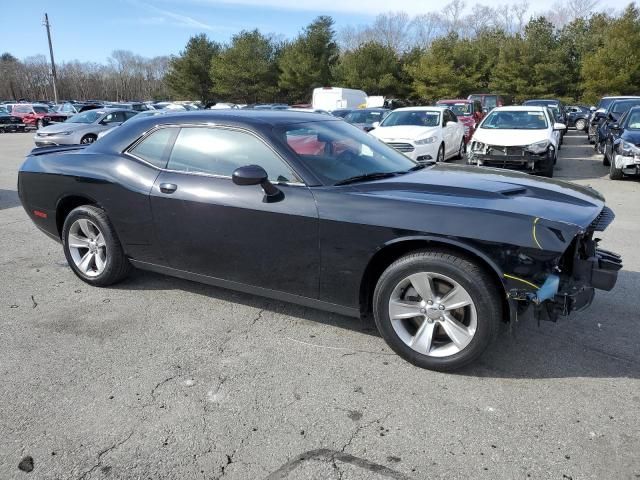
[232,165,283,202]
[446,121,457,126]
[590,106,596,111]
[482,108,488,114]
[371,121,380,129]
[610,123,621,131]
[594,112,605,120]
[553,122,567,131]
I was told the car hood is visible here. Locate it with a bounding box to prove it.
[621,130,640,145]
[37,122,88,134]
[472,128,548,146]
[370,125,438,141]
[351,163,604,231]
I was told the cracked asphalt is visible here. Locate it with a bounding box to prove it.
[1,131,639,479]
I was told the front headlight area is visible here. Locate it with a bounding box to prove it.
[415,136,436,145]
[619,140,640,157]
[525,140,551,154]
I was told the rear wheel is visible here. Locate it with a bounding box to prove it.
[80,134,97,144]
[575,119,586,131]
[62,205,131,286]
[373,250,502,371]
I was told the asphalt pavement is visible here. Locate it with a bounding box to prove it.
[0,131,638,479]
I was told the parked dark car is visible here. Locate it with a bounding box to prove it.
[565,105,592,131]
[0,109,26,132]
[343,108,389,131]
[18,111,621,371]
[467,93,513,112]
[594,98,640,153]
[523,99,568,143]
[601,106,640,179]
[329,108,353,118]
[588,96,640,144]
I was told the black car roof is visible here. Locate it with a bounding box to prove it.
[131,110,341,127]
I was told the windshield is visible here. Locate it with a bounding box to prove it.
[344,110,387,124]
[624,110,640,129]
[276,120,416,185]
[66,110,102,124]
[481,110,548,129]
[33,106,50,113]
[439,103,471,116]
[381,111,440,127]
[611,100,640,114]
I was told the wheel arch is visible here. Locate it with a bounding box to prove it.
[359,236,509,320]
[55,194,101,237]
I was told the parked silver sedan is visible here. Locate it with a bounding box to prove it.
[33,109,139,146]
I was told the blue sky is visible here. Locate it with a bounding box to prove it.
[6,0,628,62]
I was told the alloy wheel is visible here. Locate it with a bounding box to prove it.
[388,272,477,357]
[81,136,96,144]
[67,219,107,277]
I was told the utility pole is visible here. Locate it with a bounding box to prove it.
[43,13,58,103]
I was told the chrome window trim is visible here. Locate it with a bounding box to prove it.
[124,123,306,186]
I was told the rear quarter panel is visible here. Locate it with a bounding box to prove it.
[19,150,163,263]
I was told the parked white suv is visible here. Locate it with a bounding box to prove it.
[467,106,565,177]
[369,106,466,163]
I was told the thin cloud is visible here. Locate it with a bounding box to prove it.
[134,1,216,30]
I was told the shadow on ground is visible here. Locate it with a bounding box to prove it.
[0,189,20,211]
[110,266,639,381]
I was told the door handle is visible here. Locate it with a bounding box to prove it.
[159,183,177,194]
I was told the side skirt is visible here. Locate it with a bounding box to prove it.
[129,259,361,319]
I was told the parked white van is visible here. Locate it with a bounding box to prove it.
[311,87,367,112]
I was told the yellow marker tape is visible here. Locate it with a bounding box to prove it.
[503,274,540,290]
[532,217,542,249]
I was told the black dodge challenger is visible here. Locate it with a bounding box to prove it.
[18,111,622,371]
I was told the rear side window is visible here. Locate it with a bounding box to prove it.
[129,128,177,169]
[167,127,297,182]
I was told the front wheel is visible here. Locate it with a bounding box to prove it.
[62,205,131,286]
[437,144,445,162]
[454,138,465,160]
[609,156,624,180]
[373,250,502,371]
[80,134,97,144]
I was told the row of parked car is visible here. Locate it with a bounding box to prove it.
[0,100,207,134]
[586,96,640,180]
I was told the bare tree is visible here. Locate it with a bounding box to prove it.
[409,12,444,48]
[544,0,600,27]
[442,0,467,34]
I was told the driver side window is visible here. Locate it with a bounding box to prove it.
[167,127,299,183]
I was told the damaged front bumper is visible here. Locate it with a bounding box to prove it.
[613,153,640,174]
[506,207,622,322]
[468,144,553,173]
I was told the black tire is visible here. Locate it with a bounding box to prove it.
[609,157,624,180]
[541,157,554,178]
[575,119,586,131]
[62,205,131,287]
[603,151,610,166]
[454,138,465,160]
[80,134,97,144]
[437,143,445,162]
[372,249,502,372]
